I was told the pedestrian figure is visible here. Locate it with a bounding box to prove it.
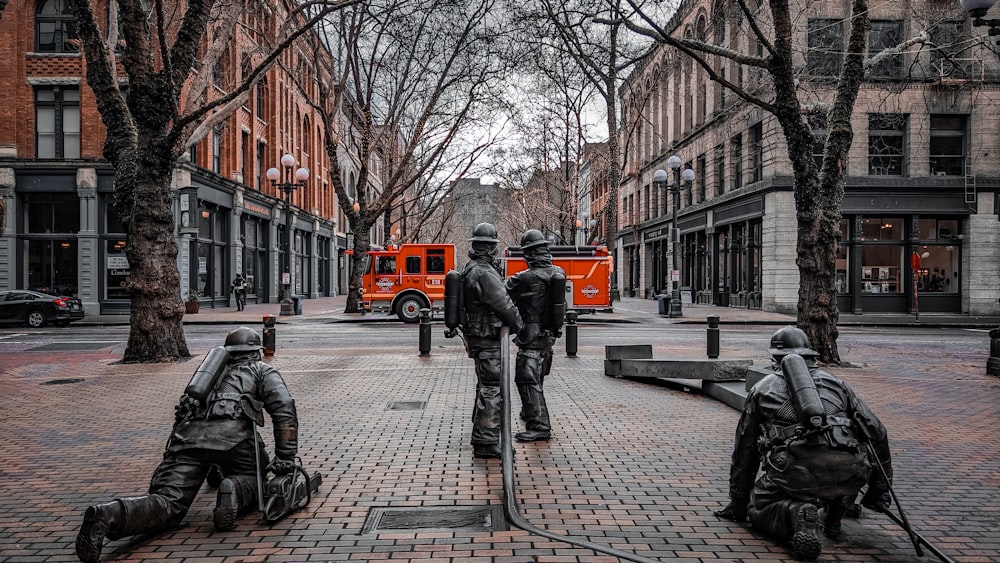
[231,273,247,311]
[506,229,565,442]
[460,222,522,459]
[76,327,301,563]
[716,326,894,560]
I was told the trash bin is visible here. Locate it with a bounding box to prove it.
[292,295,303,315]
[657,294,670,316]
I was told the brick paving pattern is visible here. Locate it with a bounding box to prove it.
[0,296,998,562]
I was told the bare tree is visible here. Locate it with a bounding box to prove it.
[303,0,517,312]
[65,0,356,362]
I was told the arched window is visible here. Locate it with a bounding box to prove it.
[36,0,78,53]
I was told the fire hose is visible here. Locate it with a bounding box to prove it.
[498,327,659,563]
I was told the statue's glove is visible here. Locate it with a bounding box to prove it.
[715,501,748,522]
[861,488,892,513]
[267,458,297,475]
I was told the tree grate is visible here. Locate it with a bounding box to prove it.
[385,400,426,411]
[362,506,507,534]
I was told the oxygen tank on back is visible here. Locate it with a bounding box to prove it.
[780,353,825,429]
[444,269,463,331]
[185,346,230,403]
[547,269,567,333]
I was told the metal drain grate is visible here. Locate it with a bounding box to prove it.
[27,342,113,352]
[362,506,507,533]
[385,400,426,411]
[40,378,84,385]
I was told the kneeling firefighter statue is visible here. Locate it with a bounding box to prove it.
[76,327,320,563]
[444,222,523,459]
[716,327,893,561]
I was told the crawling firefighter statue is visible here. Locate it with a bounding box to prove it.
[505,229,566,442]
[716,326,894,561]
[444,222,523,459]
[76,327,320,563]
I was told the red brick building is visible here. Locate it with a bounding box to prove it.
[0,0,364,314]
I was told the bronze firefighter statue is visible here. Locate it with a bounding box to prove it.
[76,327,319,563]
[506,229,566,442]
[716,326,893,561]
[444,222,522,459]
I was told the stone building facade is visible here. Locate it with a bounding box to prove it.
[617,0,1000,315]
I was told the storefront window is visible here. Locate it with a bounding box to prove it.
[106,239,129,299]
[861,246,902,294]
[860,217,902,241]
[26,193,80,233]
[28,239,78,296]
[916,218,960,294]
[836,219,849,293]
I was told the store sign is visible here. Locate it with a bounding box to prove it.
[244,201,270,217]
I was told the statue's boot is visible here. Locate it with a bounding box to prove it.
[515,383,550,442]
[76,497,163,563]
[214,475,259,531]
[823,501,850,539]
[750,500,821,561]
[206,464,225,489]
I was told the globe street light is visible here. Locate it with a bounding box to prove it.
[654,156,695,318]
[960,0,1000,44]
[266,154,308,312]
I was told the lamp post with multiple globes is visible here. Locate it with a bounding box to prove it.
[266,154,308,312]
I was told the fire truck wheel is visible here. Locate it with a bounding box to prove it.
[396,295,426,323]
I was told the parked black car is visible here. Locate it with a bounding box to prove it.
[0,290,86,328]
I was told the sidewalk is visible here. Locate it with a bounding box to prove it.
[2,297,998,562]
[80,293,1000,328]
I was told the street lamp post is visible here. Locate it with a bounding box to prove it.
[266,154,309,314]
[575,211,597,245]
[654,156,696,318]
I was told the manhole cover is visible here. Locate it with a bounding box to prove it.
[386,401,426,411]
[41,378,84,385]
[27,342,113,352]
[362,506,506,533]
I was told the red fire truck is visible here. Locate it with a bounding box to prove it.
[503,245,613,314]
[355,243,456,322]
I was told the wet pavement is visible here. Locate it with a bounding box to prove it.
[1,296,999,562]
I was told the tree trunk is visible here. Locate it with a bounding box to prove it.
[345,224,372,314]
[121,149,190,363]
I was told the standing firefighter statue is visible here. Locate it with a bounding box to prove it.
[444,222,522,459]
[505,229,566,442]
[75,327,320,563]
[716,327,893,561]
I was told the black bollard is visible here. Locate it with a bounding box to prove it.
[418,308,431,357]
[262,315,276,357]
[565,310,578,358]
[988,328,1000,376]
[707,315,720,359]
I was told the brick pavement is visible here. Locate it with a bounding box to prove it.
[1,302,999,562]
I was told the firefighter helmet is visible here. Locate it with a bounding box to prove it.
[469,222,499,243]
[225,326,263,352]
[519,229,549,250]
[767,326,818,359]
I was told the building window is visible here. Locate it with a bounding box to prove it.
[868,113,906,176]
[749,123,763,183]
[929,115,966,176]
[860,217,903,295]
[212,125,223,174]
[26,193,80,233]
[807,111,827,171]
[189,143,198,165]
[916,218,960,294]
[731,133,742,192]
[714,144,725,196]
[35,0,79,53]
[256,140,265,189]
[930,21,969,79]
[256,80,266,119]
[869,20,903,78]
[35,87,80,159]
[696,154,707,202]
[836,219,849,293]
[807,19,843,78]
